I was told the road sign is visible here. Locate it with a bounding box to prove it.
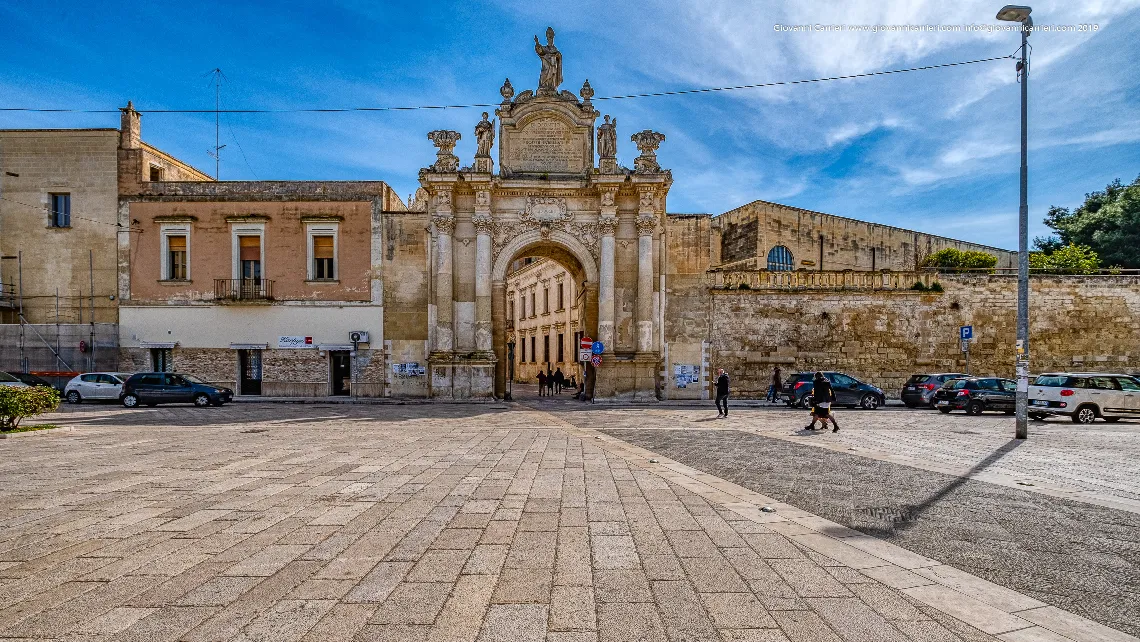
[960,325,973,340]
[591,354,602,367]
[580,336,593,350]
[578,349,591,362]
[591,341,604,355]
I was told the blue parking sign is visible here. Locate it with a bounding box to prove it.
[960,325,973,340]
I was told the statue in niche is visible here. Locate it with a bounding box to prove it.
[597,115,617,159]
[534,27,563,93]
[474,112,495,157]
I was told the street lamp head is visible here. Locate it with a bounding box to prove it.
[996,5,1032,22]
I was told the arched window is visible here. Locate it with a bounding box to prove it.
[767,245,794,271]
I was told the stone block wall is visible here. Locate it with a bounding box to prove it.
[707,275,1140,398]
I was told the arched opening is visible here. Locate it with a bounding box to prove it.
[492,231,599,400]
[767,245,795,271]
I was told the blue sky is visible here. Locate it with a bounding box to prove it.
[3,0,1138,250]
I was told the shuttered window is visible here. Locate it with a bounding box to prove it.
[313,235,335,279]
[239,236,261,279]
[167,235,187,280]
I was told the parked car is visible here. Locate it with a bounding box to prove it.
[63,372,133,403]
[120,372,233,408]
[0,372,30,388]
[1029,372,1140,424]
[6,372,57,390]
[932,377,1016,415]
[781,371,886,409]
[901,373,969,408]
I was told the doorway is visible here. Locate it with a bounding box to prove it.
[330,351,351,396]
[238,349,262,396]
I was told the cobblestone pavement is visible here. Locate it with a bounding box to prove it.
[0,402,1133,641]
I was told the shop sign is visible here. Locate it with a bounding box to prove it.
[278,336,314,349]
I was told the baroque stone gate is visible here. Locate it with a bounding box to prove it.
[420,28,670,400]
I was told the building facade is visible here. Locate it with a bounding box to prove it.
[506,257,582,384]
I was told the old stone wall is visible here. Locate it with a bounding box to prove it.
[0,130,121,323]
[714,200,1018,271]
[707,274,1140,398]
[663,215,714,400]
[382,211,431,398]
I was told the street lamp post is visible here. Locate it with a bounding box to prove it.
[505,340,515,401]
[997,5,1032,440]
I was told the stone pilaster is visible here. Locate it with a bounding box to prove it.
[473,204,494,353]
[432,188,456,353]
[597,186,619,349]
[635,213,657,354]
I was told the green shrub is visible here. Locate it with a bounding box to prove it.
[1028,243,1100,274]
[0,386,60,430]
[921,248,998,271]
[929,282,944,292]
[910,281,928,291]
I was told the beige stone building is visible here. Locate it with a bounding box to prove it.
[715,199,1017,272]
[506,257,582,384]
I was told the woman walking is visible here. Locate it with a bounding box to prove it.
[804,371,839,433]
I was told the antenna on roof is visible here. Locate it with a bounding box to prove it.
[205,68,227,180]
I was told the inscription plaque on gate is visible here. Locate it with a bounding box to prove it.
[503,115,588,175]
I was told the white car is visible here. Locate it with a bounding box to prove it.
[0,372,30,388]
[63,372,133,404]
[1028,372,1140,424]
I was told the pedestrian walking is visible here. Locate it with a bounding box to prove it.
[767,366,783,403]
[804,371,839,432]
[714,368,730,418]
[537,371,547,397]
[554,367,565,394]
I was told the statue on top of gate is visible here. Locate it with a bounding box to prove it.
[534,27,563,94]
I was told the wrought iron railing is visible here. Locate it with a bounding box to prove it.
[214,278,274,301]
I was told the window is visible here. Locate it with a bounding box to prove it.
[312,236,335,280]
[977,379,1000,390]
[767,245,794,271]
[529,292,536,318]
[81,374,99,383]
[151,348,172,372]
[164,374,188,386]
[543,335,550,363]
[50,193,70,228]
[149,165,165,181]
[138,374,163,385]
[557,334,564,363]
[167,235,187,280]
[543,288,550,314]
[508,300,515,322]
[557,284,564,310]
[530,336,536,363]
[1117,377,1140,392]
[97,374,118,385]
[519,337,525,362]
[519,294,525,319]
[239,236,261,279]
[1090,377,1119,390]
[999,379,1017,392]
[831,373,855,386]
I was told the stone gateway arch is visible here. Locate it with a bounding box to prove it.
[420,29,670,400]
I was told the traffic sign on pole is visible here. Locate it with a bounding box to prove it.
[591,354,602,367]
[580,336,593,350]
[578,349,591,362]
[591,341,604,355]
[960,325,973,341]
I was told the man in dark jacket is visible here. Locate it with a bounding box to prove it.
[767,366,783,403]
[537,371,547,397]
[804,371,839,432]
[715,369,730,418]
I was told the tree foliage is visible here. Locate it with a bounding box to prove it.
[1035,175,1140,269]
[1028,244,1100,274]
[0,386,60,430]
[920,248,998,271]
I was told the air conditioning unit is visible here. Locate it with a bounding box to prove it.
[349,331,369,343]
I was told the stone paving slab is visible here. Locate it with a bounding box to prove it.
[586,417,1139,639]
[0,402,1131,641]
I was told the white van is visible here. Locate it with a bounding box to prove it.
[1028,373,1140,424]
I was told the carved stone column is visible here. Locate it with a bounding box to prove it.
[597,186,620,350]
[432,189,456,353]
[635,212,656,354]
[473,204,494,353]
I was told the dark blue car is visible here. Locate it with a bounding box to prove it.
[120,372,233,408]
[781,371,886,409]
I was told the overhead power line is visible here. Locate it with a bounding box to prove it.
[0,54,1013,115]
[0,196,138,230]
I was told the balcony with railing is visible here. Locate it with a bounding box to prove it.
[214,278,274,302]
